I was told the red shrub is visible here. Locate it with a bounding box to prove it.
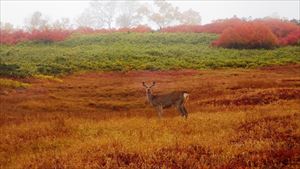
[278,29,300,45]
[0,29,72,45]
[75,27,116,34]
[74,27,96,34]
[201,18,245,34]
[130,25,152,33]
[117,27,131,33]
[118,25,152,33]
[160,18,300,47]
[255,18,299,38]
[75,26,152,34]
[160,19,245,33]
[0,30,30,45]
[212,22,278,49]
[211,18,300,48]
[29,29,72,42]
[161,25,202,33]
[160,18,245,33]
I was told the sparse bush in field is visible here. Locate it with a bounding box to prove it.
[212,22,279,49]
[0,78,30,89]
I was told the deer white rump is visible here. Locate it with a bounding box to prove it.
[142,81,189,118]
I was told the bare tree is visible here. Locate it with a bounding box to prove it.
[76,0,201,29]
[116,1,144,28]
[89,0,117,29]
[24,11,49,30]
[52,18,71,29]
[148,0,181,29]
[290,19,300,25]
[0,22,14,32]
[178,9,201,25]
[76,0,118,29]
[76,9,96,28]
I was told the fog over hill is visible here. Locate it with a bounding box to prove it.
[1,0,299,29]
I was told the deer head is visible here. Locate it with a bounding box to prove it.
[142,81,155,93]
[142,81,156,105]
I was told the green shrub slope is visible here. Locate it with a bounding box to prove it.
[0,33,299,77]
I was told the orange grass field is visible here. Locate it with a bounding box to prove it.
[0,64,300,169]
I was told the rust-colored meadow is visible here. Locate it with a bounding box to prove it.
[1,64,300,169]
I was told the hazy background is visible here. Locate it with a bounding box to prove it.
[1,0,299,29]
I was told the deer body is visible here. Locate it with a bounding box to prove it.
[143,82,189,118]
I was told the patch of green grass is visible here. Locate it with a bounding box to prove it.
[0,32,299,77]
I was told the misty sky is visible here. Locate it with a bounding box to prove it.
[1,0,299,28]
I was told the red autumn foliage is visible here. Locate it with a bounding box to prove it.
[160,18,244,34]
[255,18,300,38]
[211,18,300,48]
[74,27,115,34]
[212,22,279,49]
[28,29,72,42]
[75,25,152,34]
[0,29,72,45]
[201,18,245,34]
[0,30,30,45]
[118,25,152,33]
[160,18,300,48]
[1,17,299,48]
[161,25,202,33]
[278,29,300,46]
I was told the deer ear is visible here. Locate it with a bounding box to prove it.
[142,82,147,87]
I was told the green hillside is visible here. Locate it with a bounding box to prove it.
[0,33,299,77]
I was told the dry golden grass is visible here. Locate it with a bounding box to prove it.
[33,75,63,83]
[0,78,30,89]
[1,65,300,169]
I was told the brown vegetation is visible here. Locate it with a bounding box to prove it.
[0,64,300,168]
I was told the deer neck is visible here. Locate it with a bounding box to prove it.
[146,90,154,106]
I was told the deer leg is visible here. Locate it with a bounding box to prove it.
[182,105,188,119]
[156,105,163,118]
[177,105,185,117]
[180,104,188,119]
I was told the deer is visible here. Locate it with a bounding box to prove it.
[142,81,189,119]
